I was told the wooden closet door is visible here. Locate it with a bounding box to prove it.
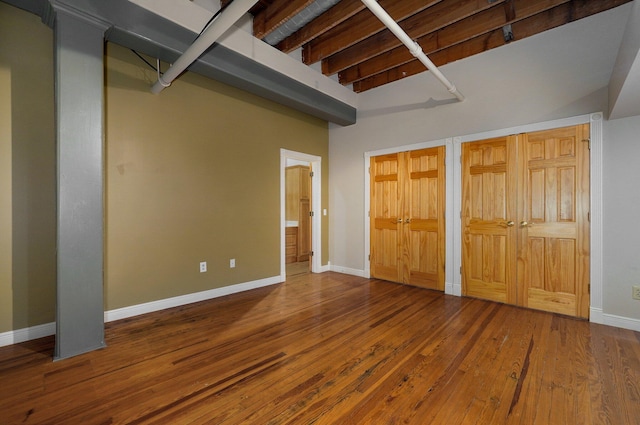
[404,147,445,290]
[462,136,518,304]
[517,125,590,318]
[370,153,403,282]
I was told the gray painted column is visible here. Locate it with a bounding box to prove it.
[53,5,108,360]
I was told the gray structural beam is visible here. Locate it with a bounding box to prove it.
[4,0,356,126]
[53,4,108,360]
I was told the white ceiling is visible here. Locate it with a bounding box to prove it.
[128,0,640,121]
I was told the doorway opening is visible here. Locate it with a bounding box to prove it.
[280,149,322,280]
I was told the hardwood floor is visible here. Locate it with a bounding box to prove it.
[1,272,639,424]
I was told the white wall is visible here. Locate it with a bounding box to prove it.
[603,114,640,322]
[329,4,640,324]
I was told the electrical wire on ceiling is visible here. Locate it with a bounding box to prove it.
[130,2,234,76]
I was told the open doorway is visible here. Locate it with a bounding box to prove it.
[285,159,311,276]
[280,149,321,280]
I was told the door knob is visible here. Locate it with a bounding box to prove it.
[520,221,535,227]
[395,218,402,223]
[499,221,515,227]
[405,218,411,224]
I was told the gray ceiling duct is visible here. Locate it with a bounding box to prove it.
[263,0,341,45]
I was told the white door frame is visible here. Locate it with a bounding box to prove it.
[280,149,322,280]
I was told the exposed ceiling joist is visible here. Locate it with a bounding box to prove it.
[223,0,633,92]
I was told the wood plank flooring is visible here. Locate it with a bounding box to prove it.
[1,272,639,424]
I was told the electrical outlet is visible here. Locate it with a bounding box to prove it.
[633,285,640,300]
[230,258,235,268]
[200,261,207,273]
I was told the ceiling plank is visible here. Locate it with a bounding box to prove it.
[352,0,632,92]
[340,0,570,86]
[253,0,316,39]
[275,0,366,53]
[322,0,507,76]
[302,0,442,65]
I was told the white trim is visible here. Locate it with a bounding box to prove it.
[444,138,455,295]
[1,276,283,347]
[0,322,56,347]
[457,114,593,143]
[588,113,604,324]
[452,137,463,297]
[105,275,282,322]
[590,307,604,324]
[318,262,331,273]
[280,149,322,277]
[602,313,640,332]
[330,265,367,277]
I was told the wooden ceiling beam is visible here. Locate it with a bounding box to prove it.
[302,0,441,65]
[252,0,316,39]
[322,0,507,76]
[341,0,570,86]
[352,0,632,92]
[275,0,366,53]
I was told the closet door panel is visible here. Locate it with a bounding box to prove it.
[405,147,445,290]
[462,136,517,304]
[518,125,590,318]
[370,154,402,282]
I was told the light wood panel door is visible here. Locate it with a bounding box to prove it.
[370,153,403,283]
[462,125,590,318]
[404,148,445,289]
[461,136,518,304]
[370,147,445,290]
[517,125,590,318]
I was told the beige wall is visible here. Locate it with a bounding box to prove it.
[0,3,57,334]
[105,43,329,310]
[0,3,330,333]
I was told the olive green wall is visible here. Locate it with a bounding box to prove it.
[0,3,57,334]
[0,2,330,333]
[105,43,329,310]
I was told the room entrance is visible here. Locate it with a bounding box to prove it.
[280,149,321,279]
[285,160,312,276]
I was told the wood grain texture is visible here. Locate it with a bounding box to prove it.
[1,272,639,424]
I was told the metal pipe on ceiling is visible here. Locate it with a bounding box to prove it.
[360,0,465,102]
[151,0,258,94]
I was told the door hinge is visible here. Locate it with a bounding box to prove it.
[588,211,591,222]
[310,171,314,178]
[310,251,314,257]
[310,211,314,217]
[582,139,591,150]
[368,254,371,261]
[460,266,462,275]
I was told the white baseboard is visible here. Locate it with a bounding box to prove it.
[316,264,331,273]
[104,275,282,322]
[602,313,640,332]
[590,307,604,325]
[446,282,461,296]
[329,265,367,277]
[0,276,283,348]
[5,277,637,348]
[0,321,55,347]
